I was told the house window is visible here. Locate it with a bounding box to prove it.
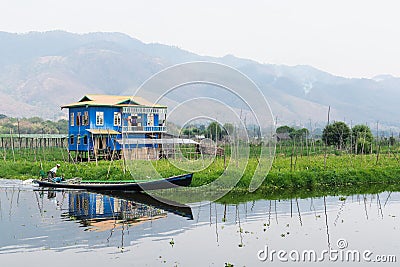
[76,112,81,126]
[70,135,74,145]
[70,113,74,126]
[114,112,121,126]
[77,134,81,145]
[83,135,88,145]
[83,111,89,126]
[96,111,104,126]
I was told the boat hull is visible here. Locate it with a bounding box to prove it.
[33,173,193,191]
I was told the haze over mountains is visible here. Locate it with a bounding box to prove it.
[0,31,399,129]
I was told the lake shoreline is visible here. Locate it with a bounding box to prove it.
[1,153,400,195]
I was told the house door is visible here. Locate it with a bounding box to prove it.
[95,136,107,150]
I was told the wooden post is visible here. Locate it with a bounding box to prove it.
[106,138,117,179]
[33,138,37,162]
[10,129,15,162]
[376,121,381,165]
[2,137,6,161]
[60,139,66,163]
[223,153,226,170]
[76,127,80,162]
[290,139,294,172]
[324,106,330,170]
[136,140,139,160]
[87,135,90,162]
[121,146,126,175]
[17,118,21,149]
[40,130,46,161]
[92,133,98,166]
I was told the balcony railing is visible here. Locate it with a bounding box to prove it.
[122,126,166,133]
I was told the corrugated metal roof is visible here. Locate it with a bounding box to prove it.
[61,94,167,109]
[86,129,120,135]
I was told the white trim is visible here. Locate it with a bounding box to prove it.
[113,112,121,126]
[95,111,104,126]
[122,107,167,114]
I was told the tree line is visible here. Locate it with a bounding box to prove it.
[181,122,234,141]
[0,114,68,134]
[277,122,397,154]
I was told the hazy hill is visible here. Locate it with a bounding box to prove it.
[0,31,399,129]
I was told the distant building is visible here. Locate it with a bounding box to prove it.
[62,94,167,159]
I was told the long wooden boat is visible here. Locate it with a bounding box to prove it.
[33,173,193,191]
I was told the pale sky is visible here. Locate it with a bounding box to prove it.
[1,0,399,78]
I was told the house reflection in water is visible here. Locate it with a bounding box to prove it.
[65,192,167,231]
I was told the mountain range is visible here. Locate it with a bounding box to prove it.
[0,31,399,130]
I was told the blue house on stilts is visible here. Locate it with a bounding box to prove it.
[62,94,167,160]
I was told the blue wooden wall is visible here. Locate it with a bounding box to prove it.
[68,106,161,152]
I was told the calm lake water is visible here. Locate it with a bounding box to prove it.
[0,179,399,266]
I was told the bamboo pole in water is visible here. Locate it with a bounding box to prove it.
[323,196,331,250]
[296,198,302,226]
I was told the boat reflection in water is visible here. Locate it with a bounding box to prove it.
[61,190,193,231]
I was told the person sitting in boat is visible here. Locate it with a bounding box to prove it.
[48,164,60,180]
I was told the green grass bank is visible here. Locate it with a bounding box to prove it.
[1,149,400,194]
